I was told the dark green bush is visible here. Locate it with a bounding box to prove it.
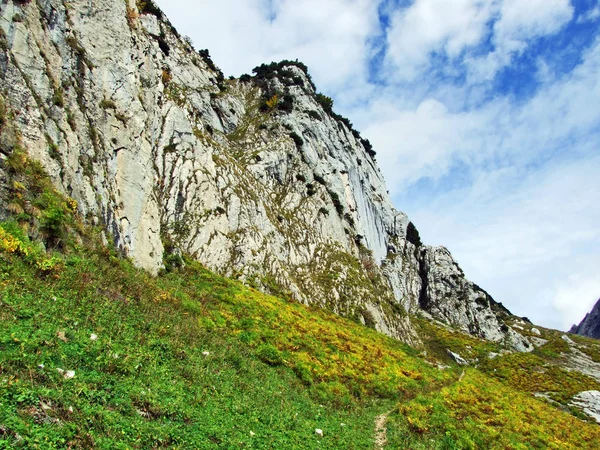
[313,174,326,185]
[315,93,333,114]
[361,138,376,159]
[307,110,321,121]
[40,205,67,245]
[277,94,294,113]
[136,0,161,17]
[256,344,284,366]
[198,49,224,84]
[164,252,184,273]
[289,132,303,148]
[328,190,344,215]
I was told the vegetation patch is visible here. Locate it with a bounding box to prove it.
[136,0,161,18]
[1,118,599,449]
[388,369,600,449]
[327,190,344,215]
[3,148,80,249]
[479,346,600,406]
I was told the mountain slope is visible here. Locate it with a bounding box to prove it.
[0,156,600,448]
[571,299,600,339]
[0,0,531,349]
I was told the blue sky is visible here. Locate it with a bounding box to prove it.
[155,0,600,331]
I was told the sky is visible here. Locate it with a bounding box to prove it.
[154,0,600,331]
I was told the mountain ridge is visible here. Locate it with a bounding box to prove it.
[571,299,600,340]
[2,1,600,445]
[1,0,527,349]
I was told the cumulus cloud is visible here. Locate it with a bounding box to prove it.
[384,0,499,80]
[467,0,574,81]
[366,34,600,195]
[362,99,487,187]
[382,0,574,82]
[495,0,573,40]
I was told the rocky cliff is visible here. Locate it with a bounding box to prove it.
[0,0,531,350]
[571,299,600,340]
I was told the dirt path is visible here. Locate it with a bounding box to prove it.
[374,371,464,448]
[374,410,393,449]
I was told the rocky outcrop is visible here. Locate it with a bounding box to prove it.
[0,0,528,349]
[418,246,532,351]
[572,391,600,424]
[571,299,600,340]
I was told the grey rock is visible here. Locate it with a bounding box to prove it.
[419,246,531,351]
[570,298,600,340]
[571,391,600,424]
[529,337,549,348]
[446,350,469,366]
[562,345,600,383]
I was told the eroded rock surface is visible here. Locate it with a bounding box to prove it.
[572,391,600,424]
[0,0,527,348]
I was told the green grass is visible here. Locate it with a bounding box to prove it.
[0,160,450,449]
[387,369,600,449]
[1,145,600,449]
[0,239,398,448]
[418,311,600,413]
[478,349,600,406]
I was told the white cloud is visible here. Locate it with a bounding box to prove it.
[553,273,600,331]
[384,0,499,80]
[577,4,600,23]
[495,0,573,41]
[363,99,488,188]
[155,0,380,93]
[467,0,574,81]
[367,34,600,195]
[382,0,574,82]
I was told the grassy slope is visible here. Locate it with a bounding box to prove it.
[389,320,600,449]
[1,151,600,448]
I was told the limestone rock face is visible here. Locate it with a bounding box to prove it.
[571,299,600,340]
[572,391,600,424]
[419,246,532,351]
[0,0,527,348]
